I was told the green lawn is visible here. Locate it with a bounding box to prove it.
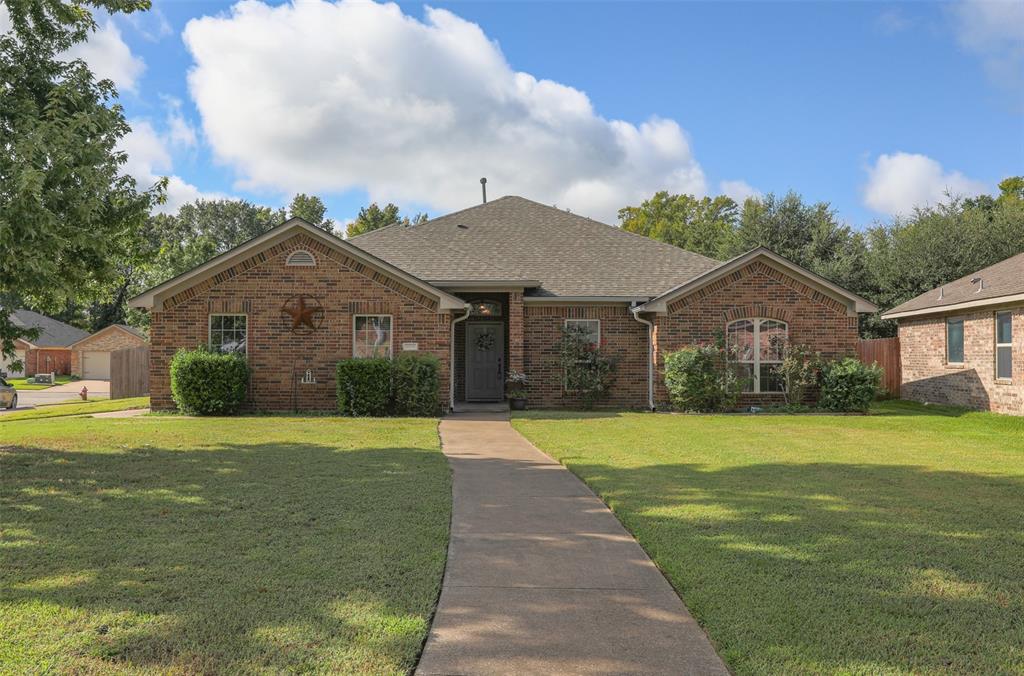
[1,397,149,422]
[0,415,450,674]
[513,401,1024,675]
[7,376,74,390]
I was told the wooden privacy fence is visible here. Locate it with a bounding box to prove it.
[857,337,901,396]
[111,346,149,399]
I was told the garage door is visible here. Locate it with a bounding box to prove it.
[1,349,25,378]
[82,351,111,380]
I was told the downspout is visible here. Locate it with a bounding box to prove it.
[450,303,472,412]
[631,304,655,411]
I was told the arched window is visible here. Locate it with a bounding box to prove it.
[726,318,788,393]
[469,300,502,317]
[286,250,316,266]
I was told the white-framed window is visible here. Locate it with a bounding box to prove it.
[353,315,392,359]
[726,318,787,393]
[209,314,247,355]
[995,311,1012,380]
[286,250,316,266]
[946,317,965,365]
[564,318,600,348]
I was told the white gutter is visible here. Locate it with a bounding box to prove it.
[630,304,655,411]
[449,304,472,412]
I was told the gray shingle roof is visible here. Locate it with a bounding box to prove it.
[349,196,720,297]
[11,310,90,347]
[884,251,1024,317]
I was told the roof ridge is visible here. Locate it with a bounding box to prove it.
[492,195,723,265]
[407,194,518,229]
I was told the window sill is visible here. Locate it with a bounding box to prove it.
[994,378,1014,386]
[944,363,965,369]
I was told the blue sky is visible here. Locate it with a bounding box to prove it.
[59,0,1024,229]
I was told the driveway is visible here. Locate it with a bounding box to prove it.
[416,412,727,675]
[3,379,110,412]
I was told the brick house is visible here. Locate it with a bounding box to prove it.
[882,252,1023,415]
[2,310,89,377]
[130,196,876,412]
[69,324,149,380]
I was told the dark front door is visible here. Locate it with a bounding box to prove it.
[465,322,504,401]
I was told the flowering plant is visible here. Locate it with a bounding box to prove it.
[505,369,528,399]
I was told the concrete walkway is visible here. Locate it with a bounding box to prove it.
[416,412,727,675]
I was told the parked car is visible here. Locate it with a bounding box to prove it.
[0,376,17,409]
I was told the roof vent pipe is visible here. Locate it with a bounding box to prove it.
[938,286,944,300]
[480,177,487,204]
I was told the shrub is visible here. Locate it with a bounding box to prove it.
[336,358,392,416]
[776,343,824,405]
[558,325,616,409]
[391,353,440,416]
[170,348,249,415]
[663,344,742,412]
[819,358,882,412]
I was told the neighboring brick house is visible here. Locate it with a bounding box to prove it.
[882,252,1024,415]
[69,324,149,380]
[130,196,876,412]
[2,310,89,377]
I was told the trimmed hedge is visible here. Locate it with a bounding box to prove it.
[336,354,441,416]
[392,353,441,416]
[170,348,249,415]
[336,358,392,416]
[819,358,882,412]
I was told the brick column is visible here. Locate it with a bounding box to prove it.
[508,291,524,373]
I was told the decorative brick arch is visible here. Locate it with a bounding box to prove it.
[721,304,793,324]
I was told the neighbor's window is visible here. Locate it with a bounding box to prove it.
[727,318,787,393]
[209,314,247,355]
[946,318,965,364]
[353,315,392,359]
[564,319,600,348]
[996,312,1012,380]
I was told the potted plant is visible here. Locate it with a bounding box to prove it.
[506,369,528,410]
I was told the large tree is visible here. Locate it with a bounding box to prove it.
[618,192,738,259]
[289,193,335,233]
[0,0,160,368]
[346,202,427,238]
[862,178,1024,336]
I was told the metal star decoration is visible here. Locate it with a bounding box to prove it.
[281,295,324,334]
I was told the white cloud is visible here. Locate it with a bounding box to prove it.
[120,119,224,213]
[65,19,145,92]
[719,180,760,204]
[950,0,1024,92]
[875,8,912,35]
[183,0,708,223]
[863,152,988,216]
[162,96,199,148]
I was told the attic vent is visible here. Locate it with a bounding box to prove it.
[457,224,469,230]
[971,276,984,292]
[286,250,316,267]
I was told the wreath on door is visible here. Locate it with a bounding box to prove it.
[475,332,496,351]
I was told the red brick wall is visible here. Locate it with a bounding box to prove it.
[25,348,72,376]
[149,233,451,412]
[653,261,859,407]
[523,304,649,408]
[899,306,1023,415]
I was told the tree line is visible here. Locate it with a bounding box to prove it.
[619,178,1024,336]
